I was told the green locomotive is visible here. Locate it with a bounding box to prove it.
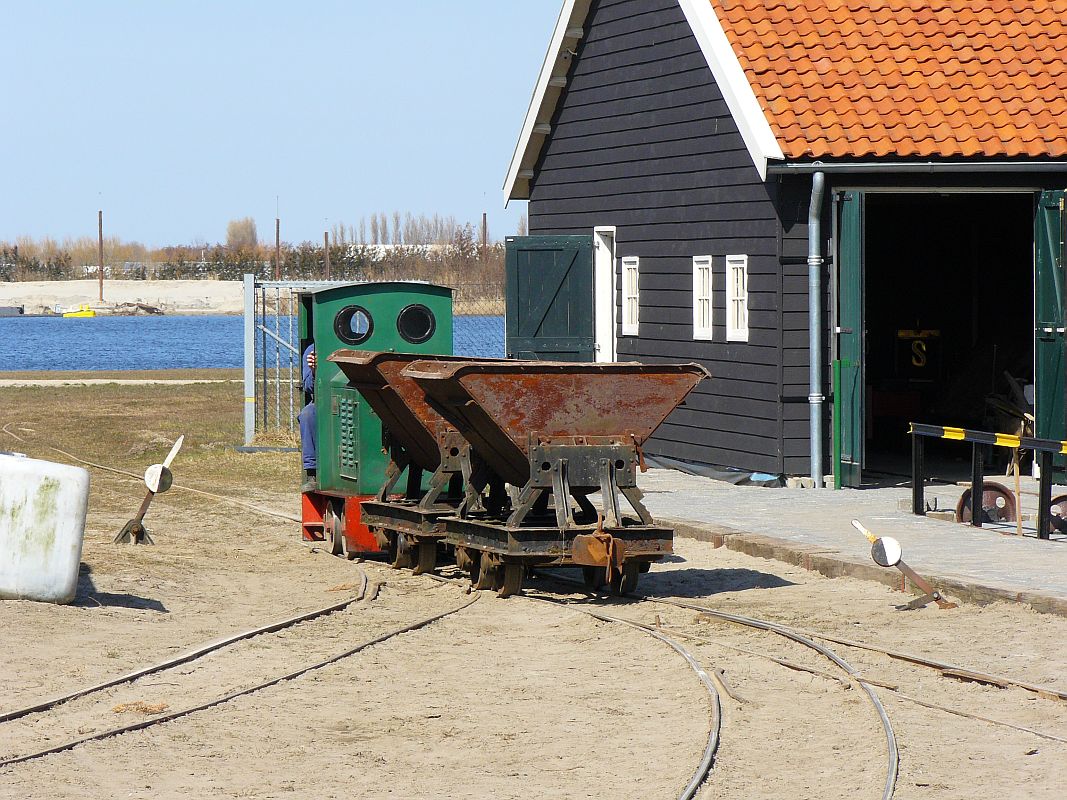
[298,282,453,556]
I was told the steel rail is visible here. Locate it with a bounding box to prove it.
[787,625,1067,703]
[580,608,722,800]
[0,592,478,769]
[0,571,369,725]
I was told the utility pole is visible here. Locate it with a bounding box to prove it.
[480,212,488,262]
[323,230,331,280]
[97,210,104,302]
[275,217,281,280]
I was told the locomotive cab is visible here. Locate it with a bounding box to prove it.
[298,282,454,557]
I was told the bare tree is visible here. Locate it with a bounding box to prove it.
[226,217,258,250]
[517,214,528,236]
[369,214,380,244]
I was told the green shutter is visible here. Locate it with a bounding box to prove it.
[505,236,595,361]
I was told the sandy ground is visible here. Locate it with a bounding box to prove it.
[0,279,242,315]
[2,508,1066,798]
[1,382,1066,798]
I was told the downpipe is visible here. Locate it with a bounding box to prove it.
[808,172,826,487]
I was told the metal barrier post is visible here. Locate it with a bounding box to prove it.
[242,274,256,446]
[911,432,925,515]
[1038,449,1053,540]
[970,443,984,528]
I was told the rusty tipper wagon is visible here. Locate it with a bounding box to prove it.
[405,359,708,596]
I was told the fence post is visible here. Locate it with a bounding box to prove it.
[911,431,925,515]
[970,443,984,527]
[1038,449,1053,540]
[242,273,256,446]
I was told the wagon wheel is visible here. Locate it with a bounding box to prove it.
[498,563,524,598]
[464,549,482,586]
[412,540,438,576]
[1048,494,1067,537]
[956,482,1017,525]
[609,561,640,597]
[474,554,499,591]
[323,499,345,556]
[389,533,415,570]
[581,566,607,590]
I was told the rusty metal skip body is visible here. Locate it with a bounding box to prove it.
[403,359,709,597]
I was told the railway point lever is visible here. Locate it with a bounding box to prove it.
[115,436,184,545]
[851,519,957,610]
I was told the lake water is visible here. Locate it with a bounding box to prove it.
[0,315,504,371]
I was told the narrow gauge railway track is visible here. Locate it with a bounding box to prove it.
[655,595,899,800]
[467,569,900,800]
[620,611,1067,745]
[420,570,723,800]
[0,569,371,725]
[0,569,479,769]
[534,570,1067,793]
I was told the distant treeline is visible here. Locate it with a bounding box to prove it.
[0,212,518,290]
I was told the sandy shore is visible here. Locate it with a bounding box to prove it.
[0,280,243,316]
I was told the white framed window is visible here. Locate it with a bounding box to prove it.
[692,256,713,340]
[725,254,749,342]
[621,256,640,336]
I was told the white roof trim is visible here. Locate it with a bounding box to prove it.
[503,0,783,203]
[502,0,590,206]
[678,0,784,180]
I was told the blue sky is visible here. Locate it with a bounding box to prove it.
[0,1,560,247]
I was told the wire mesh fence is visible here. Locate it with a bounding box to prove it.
[243,275,504,445]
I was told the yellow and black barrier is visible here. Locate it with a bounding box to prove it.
[908,422,1058,539]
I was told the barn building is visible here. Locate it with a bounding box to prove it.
[503,0,1067,488]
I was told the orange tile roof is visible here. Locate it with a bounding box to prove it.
[712,0,1067,159]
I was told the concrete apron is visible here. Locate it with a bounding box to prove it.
[665,519,1067,617]
[637,469,1067,618]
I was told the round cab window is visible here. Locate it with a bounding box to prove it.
[397,304,436,344]
[334,305,374,345]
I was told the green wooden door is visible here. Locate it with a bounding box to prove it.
[1035,190,1067,457]
[834,192,865,488]
[505,235,595,361]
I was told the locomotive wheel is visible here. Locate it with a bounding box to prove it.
[581,566,607,590]
[474,555,499,591]
[956,482,1017,525]
[610,561,640,597]
[323,500,345,557]
[498,564,524,598]
[412,540,437,576]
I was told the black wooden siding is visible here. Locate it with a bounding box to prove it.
[527,0,793,474]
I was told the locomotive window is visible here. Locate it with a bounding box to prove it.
[397,304,436,344]
[334,305,374,345]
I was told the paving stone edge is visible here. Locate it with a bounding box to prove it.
[664,517,1067,618]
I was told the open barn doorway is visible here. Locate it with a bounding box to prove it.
[860,192,1035,481]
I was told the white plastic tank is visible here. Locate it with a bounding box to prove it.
[0,453,90,604]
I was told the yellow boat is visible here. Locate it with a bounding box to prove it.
[62,304,96,318]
